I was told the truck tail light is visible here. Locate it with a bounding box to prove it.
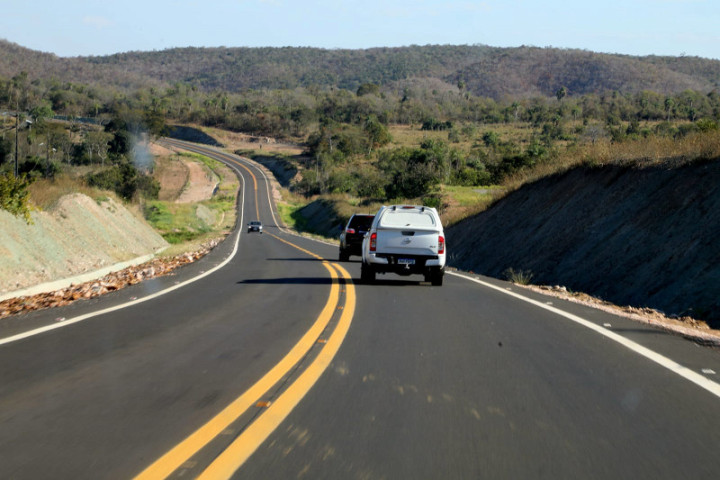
[370,232,377,252]
[438,235,445,254]
[346,228,356,234]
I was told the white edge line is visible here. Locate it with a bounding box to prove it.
[243,140,720,399]
[447,271,720,399]
[0,154,247,347]
[192,142,333,245]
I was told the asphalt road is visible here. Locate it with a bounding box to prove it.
[1,141,719,479]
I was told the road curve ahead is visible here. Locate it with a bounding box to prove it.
[0,140,719,479]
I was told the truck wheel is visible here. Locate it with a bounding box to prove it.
[430,270,444,286]
[339,248,349,262]
[361,263,376,283]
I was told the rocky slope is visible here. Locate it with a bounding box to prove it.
[447,160,720,326]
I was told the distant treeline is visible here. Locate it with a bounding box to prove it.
[1,43,719,205]
[1,41,719,99]
[3,68,716,137]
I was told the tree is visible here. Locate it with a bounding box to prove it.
[86,162,159,200]
[27,102,56,169]
[29,102,54,126]
[85,130,113,166]
[143,109,167,138]
[0,172,32,223]
[664,97,675,121]
[482,131,500,148]
[109,129,132,156]
[9,72,31,177]
[555,86,567,102]
[0,138,11,166]
[378,141,450,199]
[356,83,380,97]
[584,124,606,144]
[10,72,30,110]
[363,116,392,153]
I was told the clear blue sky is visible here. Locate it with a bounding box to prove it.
[1,0,718,60]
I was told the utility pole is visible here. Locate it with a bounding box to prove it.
[14,106,19,178]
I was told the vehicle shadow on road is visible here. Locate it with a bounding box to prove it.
[237,277,335,285]
[606,327,670,337]
[357,279,427,287]
[266,257,327,262]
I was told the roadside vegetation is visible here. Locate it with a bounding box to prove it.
[0,72,236,256]
[1,55,719,242]
[245,117,719,239]
[144,152,238,255]
[3,43,718,330]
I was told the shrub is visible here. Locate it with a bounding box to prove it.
[453,161,492,186]
[19,157,60,179]
[696,118,719,132]
[355,168,386,198]
[86,162,160,201]
[327,169,356,194]
[482,131,500,148]
[421,118,453,131]
[504,267,534,285]
[422,195,442,210]
[0,173,33,223]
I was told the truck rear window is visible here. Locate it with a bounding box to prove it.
[379,209,436,227]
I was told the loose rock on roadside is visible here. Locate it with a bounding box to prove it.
[0,239,220,318]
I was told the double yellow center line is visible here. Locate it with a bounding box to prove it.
[136,141,355,479]
[135,246,354,480]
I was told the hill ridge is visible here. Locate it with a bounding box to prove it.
[2,40,718,99]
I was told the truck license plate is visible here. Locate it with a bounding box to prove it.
[398,258,415,265]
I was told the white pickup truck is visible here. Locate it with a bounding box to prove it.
[360,205,446,286]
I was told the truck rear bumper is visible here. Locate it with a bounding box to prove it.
[365,253,445,275]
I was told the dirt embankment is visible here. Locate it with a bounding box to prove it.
[447,160,720,326]
[0,194,168,295]
[0,146,230,316]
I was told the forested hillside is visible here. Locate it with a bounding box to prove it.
[0,40,162,91]
[2,37,720,214]
[1,40,718,98]
[451,47,718,98]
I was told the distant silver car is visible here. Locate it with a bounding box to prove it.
[247,221,263,233]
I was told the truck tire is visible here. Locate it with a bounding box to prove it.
[339,248,349,262]
[361,262,376,284]
[430,269,444,286]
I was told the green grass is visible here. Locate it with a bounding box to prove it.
[435,185,504,226]
[161,229,209,244]
[504,267,535,285]
[277,200,309,231]
[142,149,240,251]
[441,185,500,207]
[143,202,174,230]
[143,197,238,245]
[144,201,208,243]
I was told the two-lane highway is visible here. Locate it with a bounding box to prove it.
[0,141,719,479]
